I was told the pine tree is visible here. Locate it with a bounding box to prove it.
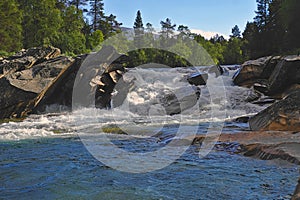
[0,0,23,52]
[281,0,300,51]
[231,25,241,38]
[177,25,191,38]
[104,14,122,36]
[254,0,271,31]
[133,10,144,36]
[146,23,155,34]
[160,18,176,38]
[88,0,105,32]
[68,0,88,12]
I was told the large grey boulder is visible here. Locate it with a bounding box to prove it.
[0,46,67,118]
[233,56,273,86]
[266,55,300,95]
[249,89,300,131]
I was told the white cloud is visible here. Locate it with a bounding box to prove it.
[190,29,229,40]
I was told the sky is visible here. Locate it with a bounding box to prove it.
[103,0,257,39]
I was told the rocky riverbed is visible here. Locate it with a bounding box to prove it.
[1,46,300,198]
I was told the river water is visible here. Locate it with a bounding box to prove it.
[0,67,298,199]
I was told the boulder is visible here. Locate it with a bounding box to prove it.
[266,55,300,95]
[187,72,208,86]
[71,45,129,109]
[0,47,66,119]
[233,56,272,86]
[32,55,86,113]
[292,178,300,200]
[159,86,201,115]
[234,55,300,97]
[249,89,300,131]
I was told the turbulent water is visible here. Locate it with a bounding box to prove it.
[0,67,299,199]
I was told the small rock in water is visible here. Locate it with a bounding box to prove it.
[187,72,208,86]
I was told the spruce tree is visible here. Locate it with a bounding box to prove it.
[134,10,144,36]
[231,25,241,38]
[254,0,271,30]
[88,0,105,32]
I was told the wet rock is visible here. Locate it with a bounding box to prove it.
[242,143,300,164]
[72,45,129,109]
[233,56,272,86]
[159,86,201,115]
[292,178,300,200]
[233,116,251,123]
[249,90,300,131]
[251,97,276,106]
[187,72,208,86]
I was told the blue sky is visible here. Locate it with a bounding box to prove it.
[103,0,257,38]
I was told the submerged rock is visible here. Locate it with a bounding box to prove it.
[249,89,300,131]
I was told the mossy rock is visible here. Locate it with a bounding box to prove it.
[101,125,128,135]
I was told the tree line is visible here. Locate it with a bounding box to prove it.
[0,0,299,64]
[0,0,121,56]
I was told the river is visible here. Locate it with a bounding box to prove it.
[0,67,298,199]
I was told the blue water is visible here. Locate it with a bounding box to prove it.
[0,135,298,200]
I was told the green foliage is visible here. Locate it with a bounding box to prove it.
[0,0,22,52]
[242,0,300,58]
[87,30,104,51]
[19,0,62,48]
[223,38,244,64]
[54,5,87,54]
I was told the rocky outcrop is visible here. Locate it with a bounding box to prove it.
[1,45,207,119]
[233,55,300,97]
[249,89,300,131]
[0,46,68,118]
[242,143,300,164]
